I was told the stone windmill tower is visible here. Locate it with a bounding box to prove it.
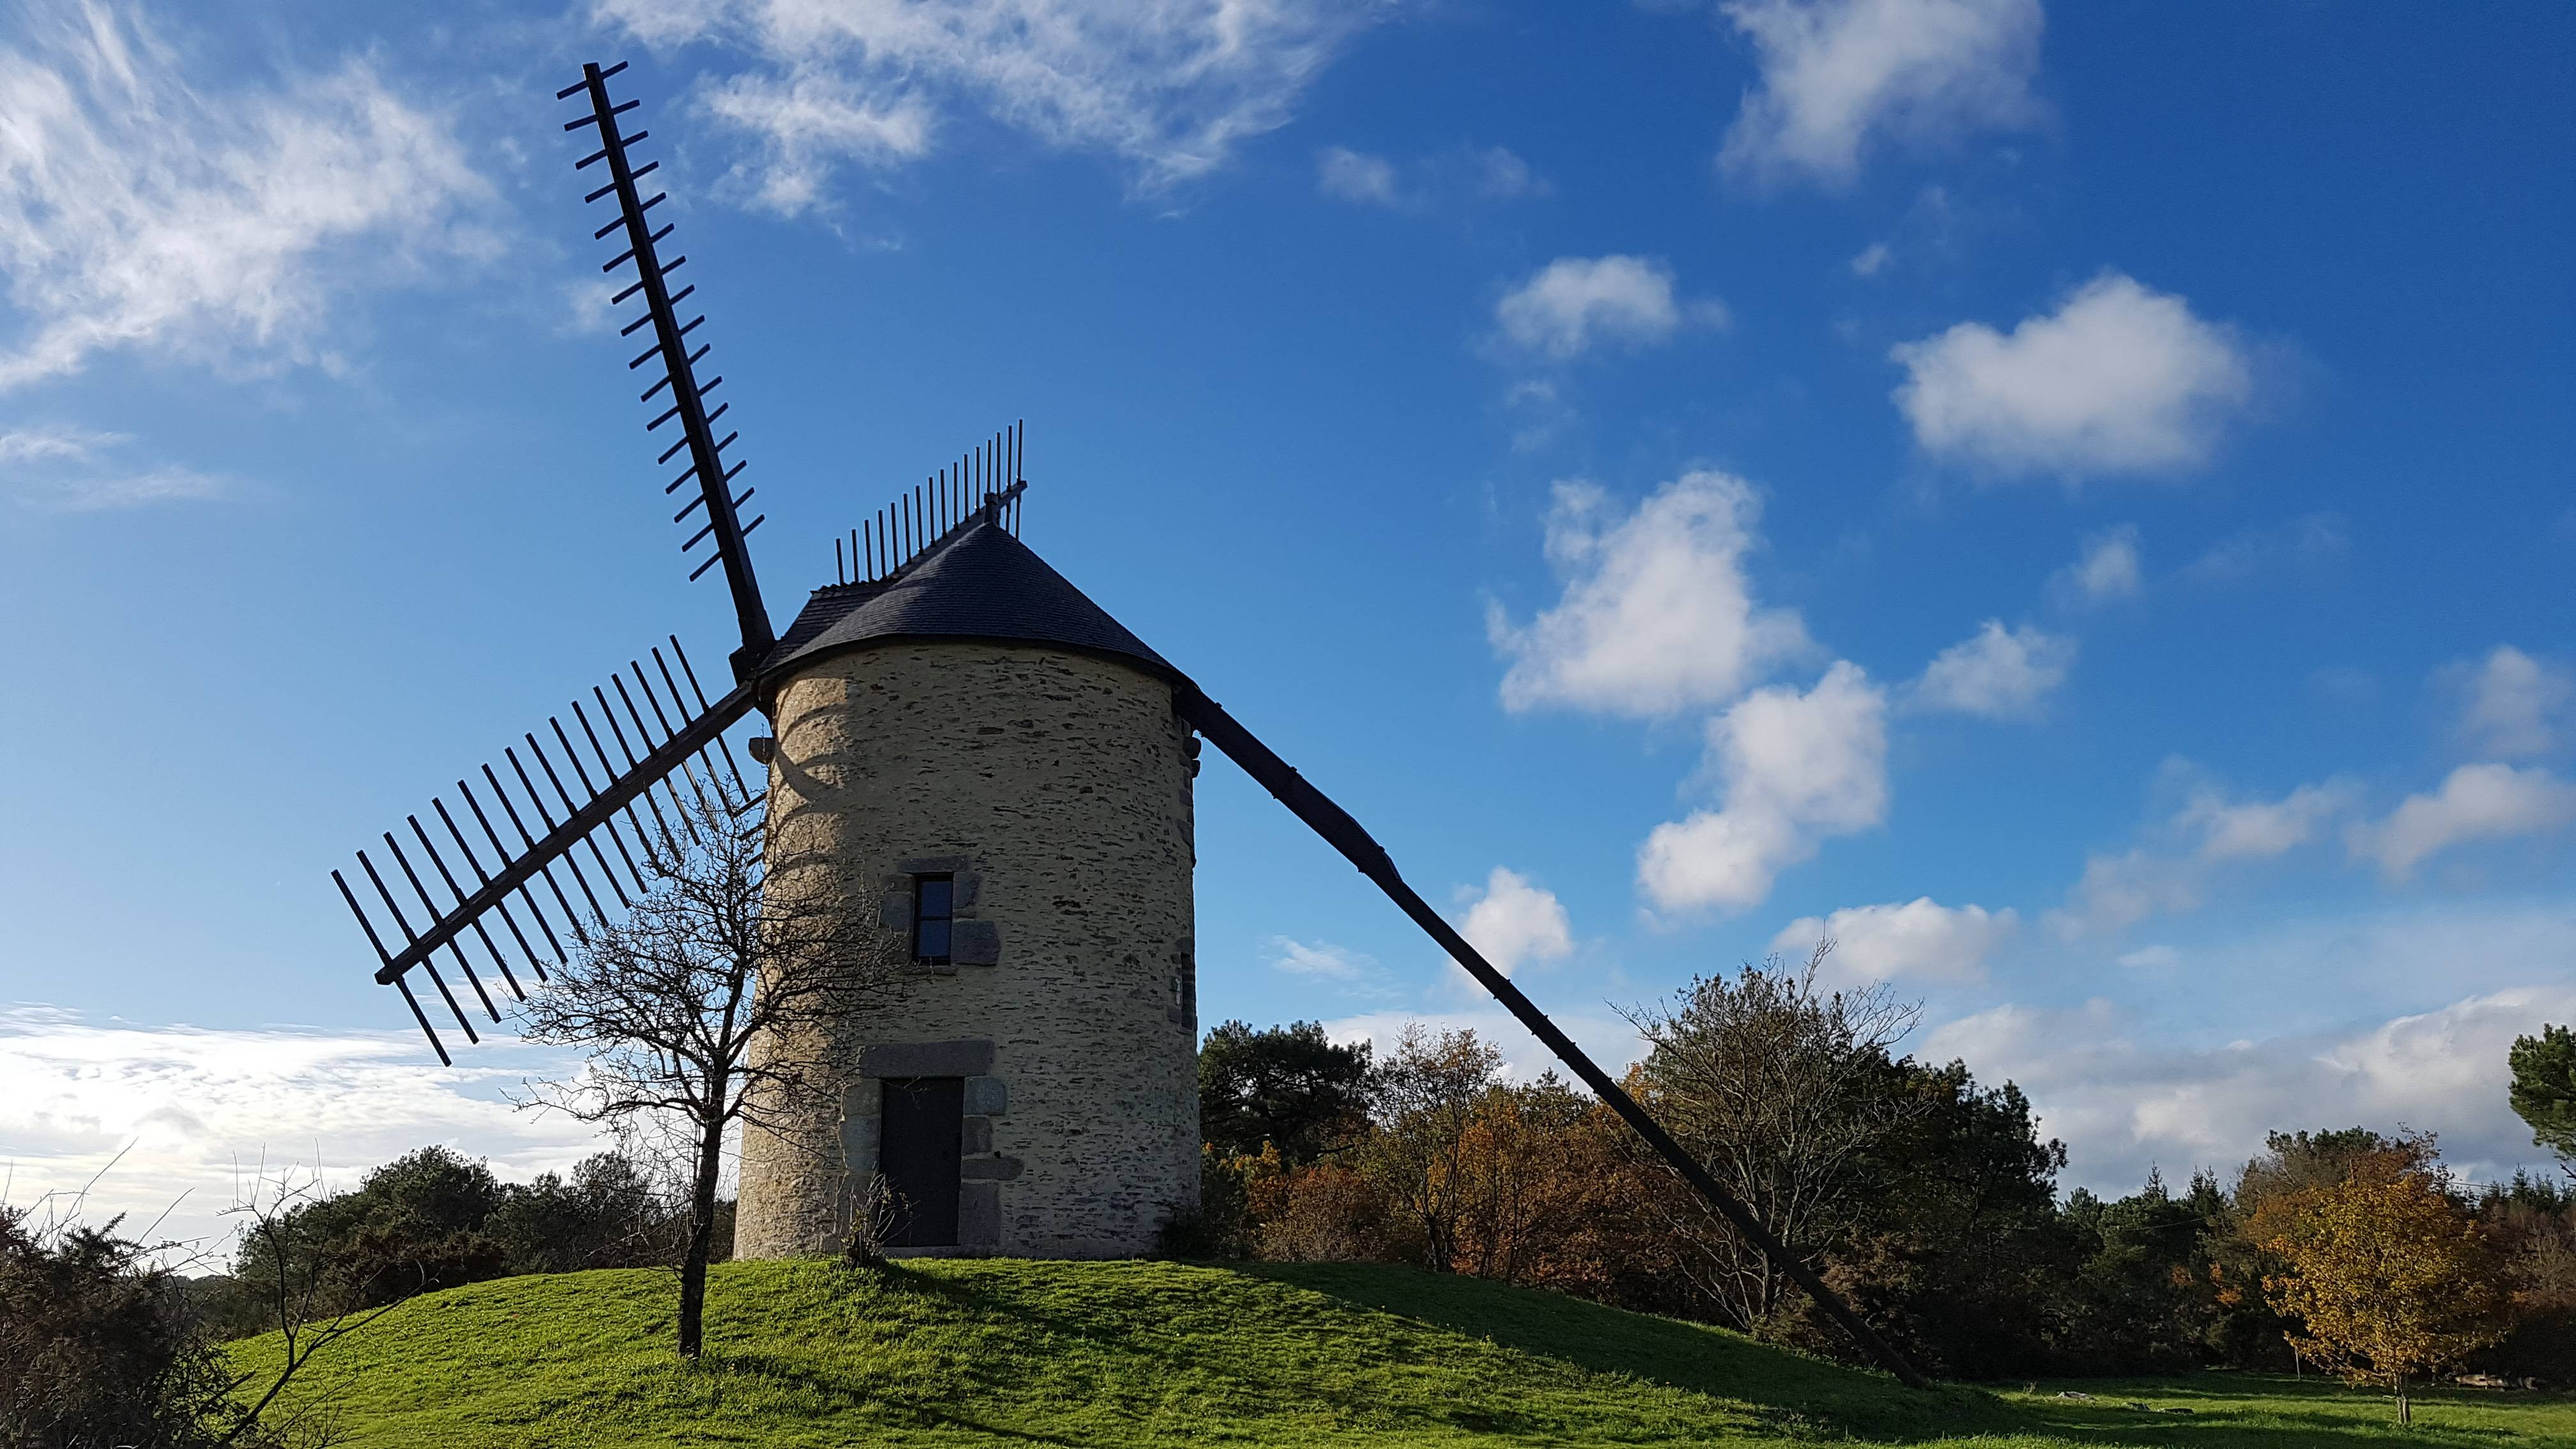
[324,59,1924,1380]
[735,522,1204,1258]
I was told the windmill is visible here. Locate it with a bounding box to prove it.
[326,61,1927,1386]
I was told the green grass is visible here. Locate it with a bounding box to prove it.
[226,1257,2576,1447]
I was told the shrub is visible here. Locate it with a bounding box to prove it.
[1,1205,264,1448]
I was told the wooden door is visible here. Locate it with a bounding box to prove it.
[879,1076,964,1247]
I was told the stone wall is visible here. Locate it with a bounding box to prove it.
[735,641,1200,1259]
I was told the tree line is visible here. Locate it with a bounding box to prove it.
[11,940,2572,1443]
[1181,950,2576,1404]
[0,1149,719,1446]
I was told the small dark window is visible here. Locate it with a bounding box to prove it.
[912,875,954,963]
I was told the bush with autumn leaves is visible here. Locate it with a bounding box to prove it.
[1183,953,2576,1390]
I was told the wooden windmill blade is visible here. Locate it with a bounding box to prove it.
[563,61,773,675]
[332,638,762,1064]
[1169,689,1933,1390]
[331,65,775,1066]
[330,64,1034,1064]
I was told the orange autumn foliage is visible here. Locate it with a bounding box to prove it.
[2248,1146,2510,1421]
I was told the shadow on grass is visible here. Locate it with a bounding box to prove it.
[709,1262,2564,1448]
[857,1261,1525,1435]
[1241,1261,2011,1442]
[702,1344,1086,1447]
[1246,1264,2548,1447]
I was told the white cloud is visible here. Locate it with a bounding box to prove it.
[1772,897,2016,986]
[2057,525,2142,602]
[1717,0,2045,188]
[596,0,1380,212]
[1890,273,2254,478]
[1926,984,2576,1194]
[1908,618,2073,719]
[0,1009,601,1256]
[1848,240,1892,277]
[1316,145,1400,205]
[1493,255,1726,361]
[1491,471,1809,719]
[1267,936,1376,981]
[2053,774,2362,936]
[1457,868,1574,977]
[1639,661,1889,912]
[2450,645,2574,760]
[0,1,491,389]
[2353,763,2576,880]
[2116,944,2176,969]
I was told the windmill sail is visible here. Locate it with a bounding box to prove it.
[1172,686,1932,1389]
[332,638,760,1065]
[562,61,774,677]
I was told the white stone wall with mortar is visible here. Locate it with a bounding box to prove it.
[735,641,1200,1259]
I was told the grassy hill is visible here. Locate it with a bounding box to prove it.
[225,1258,2576,1447]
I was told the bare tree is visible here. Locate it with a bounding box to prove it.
[1620,941,1926,1331]
[214,1163,419,1446]
[515,787,898,1357]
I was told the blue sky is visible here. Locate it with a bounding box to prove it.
[3,0,2572,1245]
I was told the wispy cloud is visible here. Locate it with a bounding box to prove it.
[2051,768,2364,937]
[0,427,103,463]
[2352,763,2576,881]
[595,0,1384,214]
[1928,982,2576,1194]
[1267,935,1377,983]
[1316,145,1400,205]
[1321,1007,1645,1085]
[0,427,226,511]
[0,0,493,389]
[2445,645,2575,761]
[1315,143,1548,210]
[2053,525,2142,604]
[2179,512,2348,586]
[1471,145,1547,199]
[0,1008,602,1255]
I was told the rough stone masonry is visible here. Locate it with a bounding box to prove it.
[735,641,1201,1258]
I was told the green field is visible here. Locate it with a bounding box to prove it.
[226,1258,2576,1446]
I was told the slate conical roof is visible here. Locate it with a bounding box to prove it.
[760,518,1181,696]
